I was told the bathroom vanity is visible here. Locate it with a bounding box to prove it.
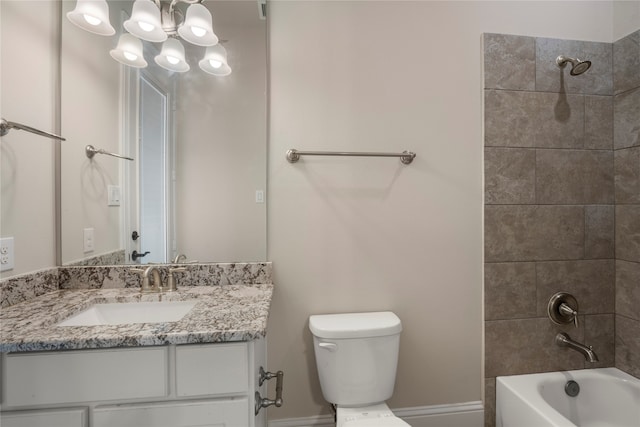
[0,284,274,427]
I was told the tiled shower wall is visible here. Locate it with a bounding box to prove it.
[613,30,640,379]
[483,33,617,427]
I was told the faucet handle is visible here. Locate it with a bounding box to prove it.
[130,268,144,274]
[548,292,579,328]
[558,302,579,328]
[166,267,187,292]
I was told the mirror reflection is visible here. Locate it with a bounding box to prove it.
[60,0,267,266]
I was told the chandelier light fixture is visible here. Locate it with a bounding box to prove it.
[67,0,231,75]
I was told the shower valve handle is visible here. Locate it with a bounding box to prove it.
[559,303,579,328]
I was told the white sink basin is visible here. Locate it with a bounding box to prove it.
[57,301,197,326]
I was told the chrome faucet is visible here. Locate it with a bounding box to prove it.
[131,266,163,293]
[555,332,599,363]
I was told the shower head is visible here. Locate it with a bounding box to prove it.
[556,55,592,76]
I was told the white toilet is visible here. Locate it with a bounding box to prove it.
[309,311,411,427]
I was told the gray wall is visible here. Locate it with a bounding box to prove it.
[613,29,640,379]
[483,32,621,427]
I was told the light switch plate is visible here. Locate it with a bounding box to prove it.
[108,185,121,206]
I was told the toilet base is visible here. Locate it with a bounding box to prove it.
[336,403,411,427]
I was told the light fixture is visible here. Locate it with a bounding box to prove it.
[110,34,148,68]
[67,0,116,36]
[199,44,231,76]
[155,38,190,72]
[67,0,231,76]
[123,0,167,43]
[177,3,218,47]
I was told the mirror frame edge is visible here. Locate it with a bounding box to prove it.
[55,0,63,267]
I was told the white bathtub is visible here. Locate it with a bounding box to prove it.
[496,368,640,427]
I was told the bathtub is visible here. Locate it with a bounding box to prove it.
[496,368,640,427]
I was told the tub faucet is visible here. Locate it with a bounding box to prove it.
[555,332,599,363]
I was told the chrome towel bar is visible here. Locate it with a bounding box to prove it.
[0,118,65,141]
[86,145,134,161]
[286,149,416,164]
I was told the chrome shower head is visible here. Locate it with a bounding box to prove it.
[556,55,592,76]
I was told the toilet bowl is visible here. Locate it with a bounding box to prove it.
[309,311,411,427]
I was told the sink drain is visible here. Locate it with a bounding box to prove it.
[565,380,580,397]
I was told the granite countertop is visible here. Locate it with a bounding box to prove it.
[0,284,273,353]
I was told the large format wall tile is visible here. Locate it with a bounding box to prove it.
[536,37,613,95]
[484,262,536,320]
[484,379,496,427]
[485,318,585,377]
[585,96,613,150]
[485,90,584,148]
[536,149,614,204]
[584,205,615,259]
[484,33,535,91]
[614,87,640,150]
[613,29,640,95]
[616,315,640,378]
[584,314,615,368]
[485,148,535,204]
[615,146,640,204]
[616,260,640,321]
[536,259,615,316]
[485,205,584,262]
[616,205,640,262]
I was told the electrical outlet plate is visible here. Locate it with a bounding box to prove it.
[83,228,94,253]
[0,237,15,272]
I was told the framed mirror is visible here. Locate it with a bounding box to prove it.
[59,0,267,266]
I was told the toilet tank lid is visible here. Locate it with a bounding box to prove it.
[309,311,402,339]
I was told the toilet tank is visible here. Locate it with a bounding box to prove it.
[309,312,402,407]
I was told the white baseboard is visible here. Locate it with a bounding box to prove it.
[268,401,484,427]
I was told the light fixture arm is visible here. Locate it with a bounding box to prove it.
[156,0,204,35]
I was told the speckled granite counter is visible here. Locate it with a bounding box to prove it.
[0,284,272,353]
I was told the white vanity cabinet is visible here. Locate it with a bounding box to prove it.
[0,339,267,427]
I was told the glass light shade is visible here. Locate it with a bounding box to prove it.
[110,34,148,68]
[123,0,167,43]
[199,44,231,76]
[154,39,190,73]
[177,4,218,47]
[67,0,115,36]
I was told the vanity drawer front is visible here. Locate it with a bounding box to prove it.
[176,343,249,397]
[0,408,87,427]
[2,347,168,407]
[94,398,249,427]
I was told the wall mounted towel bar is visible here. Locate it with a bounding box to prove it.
[0,118,66,141]
[286,149,416,165]
[86,145,134,161]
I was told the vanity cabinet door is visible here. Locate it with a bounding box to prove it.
[176,342,249,397]
[0,408,87,427]
[93,398,248,427]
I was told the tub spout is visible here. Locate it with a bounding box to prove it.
[555,332,599,362]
